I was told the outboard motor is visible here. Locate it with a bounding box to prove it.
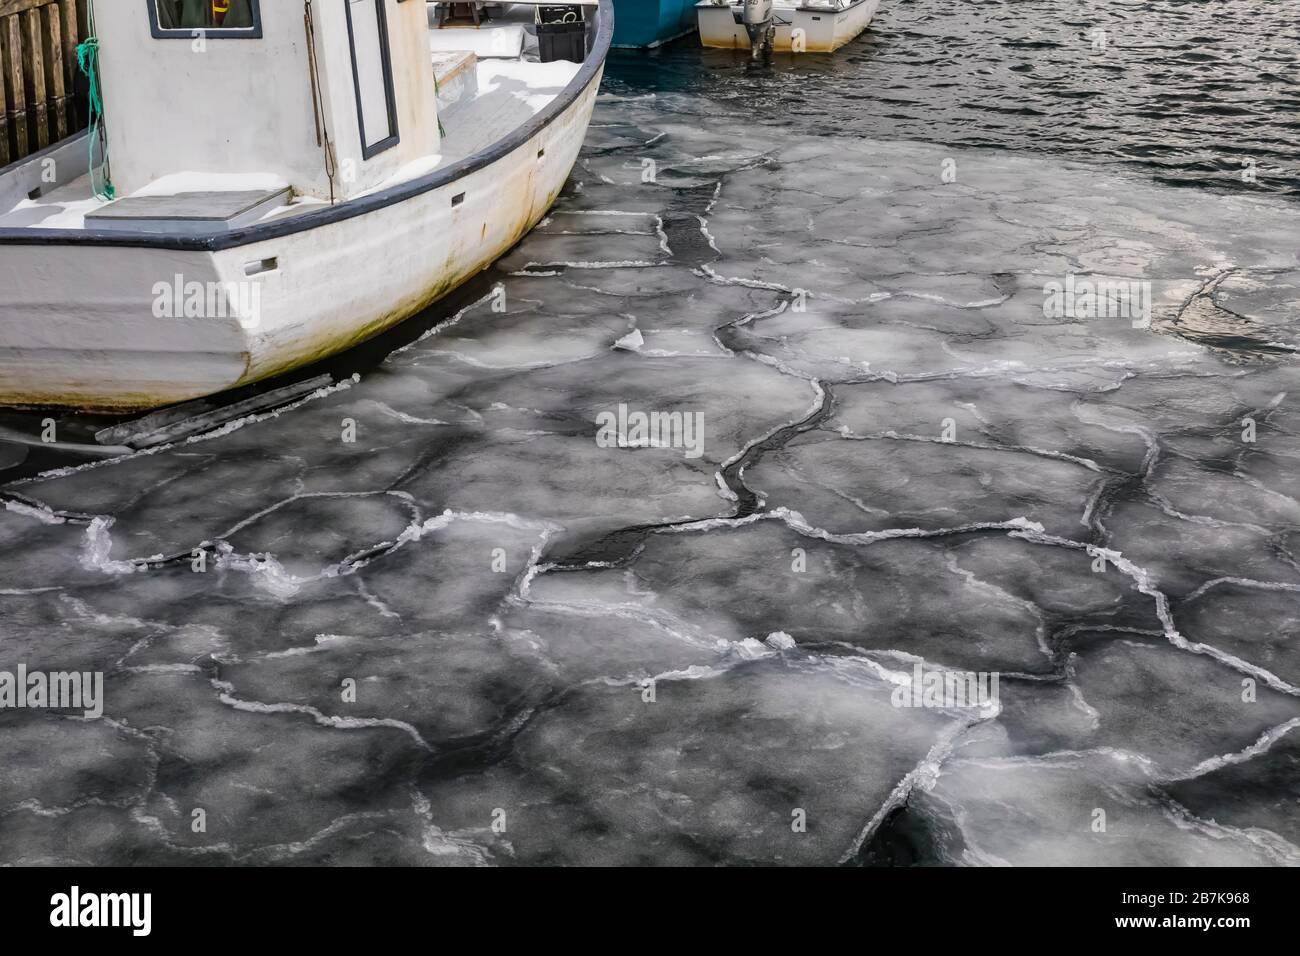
[742,0,774,59]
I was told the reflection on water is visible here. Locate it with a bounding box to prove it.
[607,0,1300,197]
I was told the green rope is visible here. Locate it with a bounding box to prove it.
[76,13,114,201]
[432,69,445,138]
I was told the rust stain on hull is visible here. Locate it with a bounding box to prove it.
[226,153,562,399]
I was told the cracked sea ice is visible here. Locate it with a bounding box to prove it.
[1,102,1298,866]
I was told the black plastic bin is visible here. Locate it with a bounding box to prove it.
[536,6,587,63]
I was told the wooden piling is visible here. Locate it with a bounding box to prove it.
[0,0,86,167]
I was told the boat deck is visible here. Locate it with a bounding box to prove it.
[0,3,584,235]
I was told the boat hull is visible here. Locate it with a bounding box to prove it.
[0,70,606,412]
[612,0,698,48]
[696,0,880,53]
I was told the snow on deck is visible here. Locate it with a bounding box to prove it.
[435,58,582,164]
[0,54,580,232]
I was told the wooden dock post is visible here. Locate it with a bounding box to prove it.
[0,0,87,168]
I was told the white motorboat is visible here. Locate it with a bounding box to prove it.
[696,0,880,55]
[0,1,611,411]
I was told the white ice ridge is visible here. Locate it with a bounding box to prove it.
[76,491,420,582]
[549,212,675,253]
[210,678,433,751]
[1007,527,1300,698]
[837,719,984,864]
[620,504,1300,700]
[80,516,147,575]
[696,263,826,296]
[516,260,666,270]
[409,788,495,866]
[1183,576,1300,602]
[576,157,615,184]
[3,496,67,524]
[391,286,500,356]
[917,750,1300,867]
[658,505,1048,547]
[835,427,1112,474]
[1157,796,1300,867]
[76,501,559,602]
[130,801,408,864]
[514,580,747,659]
[8,375,361,486]
[364,401,448,426]
[697,214,720,254]
[715,378,826,479]
[1176,717,1300,781]
[210,633,351,666]
[695,263,1014,311]
[656,215,671,256]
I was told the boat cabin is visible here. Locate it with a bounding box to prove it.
[97,1,441,203]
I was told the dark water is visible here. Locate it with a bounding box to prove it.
[606,0,1300,198]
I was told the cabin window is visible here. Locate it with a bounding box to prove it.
[346,0,400,159]
[149,1,263,38]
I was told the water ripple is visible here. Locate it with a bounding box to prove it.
[605,0,1300,198]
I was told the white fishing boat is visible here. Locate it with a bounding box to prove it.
[0,0,611,412]
[696,0,880,55]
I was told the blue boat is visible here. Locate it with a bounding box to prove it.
[612,0,698,48]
